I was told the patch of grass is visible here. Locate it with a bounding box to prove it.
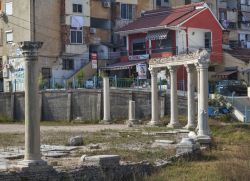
[0,133,24,147]
[0,115,13,123]
[145,123,250,181]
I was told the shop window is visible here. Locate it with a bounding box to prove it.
[62,59,74,70]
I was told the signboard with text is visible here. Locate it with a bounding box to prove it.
[128,54,149,61]
[91,53,98,69]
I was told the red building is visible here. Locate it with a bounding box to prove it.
[103,3,223,87]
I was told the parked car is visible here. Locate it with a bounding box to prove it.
[85,79,94,89]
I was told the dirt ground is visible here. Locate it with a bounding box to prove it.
[0,124,128,133]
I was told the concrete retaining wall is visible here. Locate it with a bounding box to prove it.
[0,89,188,122]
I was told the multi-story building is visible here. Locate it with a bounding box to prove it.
[0,0,62,92]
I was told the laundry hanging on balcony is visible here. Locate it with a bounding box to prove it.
[145,30,169,41]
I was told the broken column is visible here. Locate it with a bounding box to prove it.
[102,76,111,123]
[18,41,46,167]
[127,100,137,126]
[167,65,180,128]
[148,68,160,126]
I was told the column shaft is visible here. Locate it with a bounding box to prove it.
[196,67,200,130]
[149,68,159,125]
[185,64,195,129]
[167,66,180,128]
[24,59,40,160]
[198,63,210,138]
[103,76,111,122]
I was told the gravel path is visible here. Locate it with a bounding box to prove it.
[0,124,128,134]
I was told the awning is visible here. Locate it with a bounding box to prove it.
[215,70,238,76]
[146,30,169,41]
[100,60,147,71]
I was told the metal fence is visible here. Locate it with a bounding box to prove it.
[226,96,250,123]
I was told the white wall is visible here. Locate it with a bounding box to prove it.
[188,28,210,52]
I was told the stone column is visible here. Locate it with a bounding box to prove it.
[197,60,211,143]
[196,65,200,131]
[184,64,195,129]
[18,41,46,167]
[102,76,111,123]
[167,66,180,128]
[148,68,159,126]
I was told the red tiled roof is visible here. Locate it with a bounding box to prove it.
[117,2,206,32]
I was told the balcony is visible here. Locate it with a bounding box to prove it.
[220,20,237,29]
[240,4,250,12]
[120,47,176,62]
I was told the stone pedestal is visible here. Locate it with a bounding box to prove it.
[102,76,111,124]
[167,66,180,128]
[184,64,195,129]
[16,41,46,168]
[148,68,160,126]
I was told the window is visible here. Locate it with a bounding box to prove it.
[62,59,74,70]
[70,28,83,44]
[41,68,51,79]
[121,4,133,20]
[73,4,82,13]
[132,39,146,55]
[205,32,212,50]
[5,2,12,15]
[6,31,13,43]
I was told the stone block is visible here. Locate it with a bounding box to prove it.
[69,136,84,146]
[176,138,200,155]
[84,155,120,168]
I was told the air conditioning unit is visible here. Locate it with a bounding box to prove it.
[90,28,96,34]
[103,1,111,8]
[5,64,11,69]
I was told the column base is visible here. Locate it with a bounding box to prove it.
[184,123,196,130]
[147,121,161,126]
[196,135,211,144]
[126,119,139,127]
[167,122,181,129]
[100,120,111,124]
[15,159,50,171]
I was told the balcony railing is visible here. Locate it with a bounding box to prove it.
[220,20,237,29]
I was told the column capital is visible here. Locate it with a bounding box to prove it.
[167,65,178,73]
[184,64,196,73]
[18,41,43,60]
[149,67,159,75]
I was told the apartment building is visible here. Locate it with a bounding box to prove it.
[0,0,62,92]
[0,0,91,92]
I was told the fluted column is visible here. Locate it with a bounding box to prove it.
[184,64,195,129]
[18,41,46,167]
[197,60,211,142]
[103,76,111,123]
[148,68,159,125]
[167,66,180,128]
